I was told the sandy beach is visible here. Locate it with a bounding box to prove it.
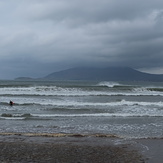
[0,133,162,163]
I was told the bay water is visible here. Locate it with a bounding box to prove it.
[0,80,162,139]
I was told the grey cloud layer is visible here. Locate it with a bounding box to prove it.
[0,0,163,78]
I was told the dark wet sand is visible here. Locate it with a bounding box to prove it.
[0,133,162,163]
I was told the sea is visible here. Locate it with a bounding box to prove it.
[0,80,162,139]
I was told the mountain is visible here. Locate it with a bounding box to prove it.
[43,67,163,81]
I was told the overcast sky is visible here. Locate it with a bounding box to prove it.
[0,0,163,79]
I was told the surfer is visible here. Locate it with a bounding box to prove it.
[9,100,14,106]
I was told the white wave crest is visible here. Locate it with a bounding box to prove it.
[31,113,163,118]
[1,98,163,108]
[97,81,120,88]
[1,84,163,97]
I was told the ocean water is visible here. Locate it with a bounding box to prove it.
[0,80,162,139]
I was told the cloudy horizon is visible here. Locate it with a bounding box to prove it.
[0,0,163,79]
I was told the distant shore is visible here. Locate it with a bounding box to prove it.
[0,133,162,163]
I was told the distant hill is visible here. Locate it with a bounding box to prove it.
[43,67,163,81]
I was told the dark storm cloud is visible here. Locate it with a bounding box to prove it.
[0,0,163,78]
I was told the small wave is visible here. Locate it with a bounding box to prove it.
[21,113,32,117]
[133,86,163,93]
[147,88,163,92]
[1,99,163,108]
[31,113,163,118]
[0,86,84,96]
[1,84,163,97]
[1,113,13,117]
[97,81,120,88]
[1,113,32,119]
[118,99,163,107]
[0,117,26,120]
[1,112,162,126]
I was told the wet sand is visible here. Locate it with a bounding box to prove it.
[135,138,163,163]
[0,133,162,163]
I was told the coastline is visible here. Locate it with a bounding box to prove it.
[0,133,162,163]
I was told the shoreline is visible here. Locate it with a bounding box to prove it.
[0,133,162,163]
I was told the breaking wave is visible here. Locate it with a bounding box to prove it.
[1,99,163,108]
[2,112,162,120]
[97,81,121,87]
[28,112,163,118]
[1,99,163,107]
[1,85,163,97]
